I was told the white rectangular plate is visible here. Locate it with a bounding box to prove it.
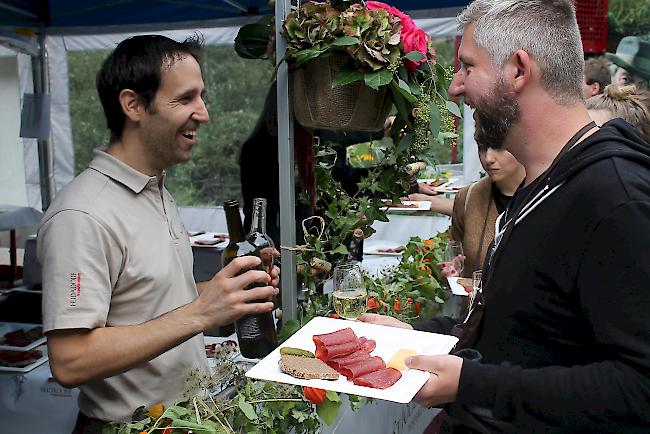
[190,232,228,247]
[0,322,46,351]
[417,177,453,188]
[363,240,405,256]
[447,277,469,296]
[382,200,432,213]
[245,316,458,403]
[0,344,48,373]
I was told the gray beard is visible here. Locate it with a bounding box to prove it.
[473,82,520,150]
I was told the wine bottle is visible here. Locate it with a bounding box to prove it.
[222,200,277,359]
[347,235,364,264]
[247,197,276,274]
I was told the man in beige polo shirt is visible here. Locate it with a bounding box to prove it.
[38,35,279,432]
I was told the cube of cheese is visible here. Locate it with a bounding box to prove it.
[387,348,417,371]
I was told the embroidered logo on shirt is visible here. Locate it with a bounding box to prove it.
[69,272,81,306]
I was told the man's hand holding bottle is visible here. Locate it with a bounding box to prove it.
[195,255,279,329]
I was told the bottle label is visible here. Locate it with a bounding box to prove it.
[237,315,262,339]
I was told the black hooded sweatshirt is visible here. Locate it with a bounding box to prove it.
[416,119,650,432]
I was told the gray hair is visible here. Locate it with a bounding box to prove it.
[458,0,584,105]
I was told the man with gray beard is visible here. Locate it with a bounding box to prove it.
[361,0,650,432]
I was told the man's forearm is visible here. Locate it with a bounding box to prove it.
[47,301,205,388]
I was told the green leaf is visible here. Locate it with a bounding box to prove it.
[331,244,349,255]
[170,419,220,434]
[332,36,360,46]
[438,131,459,140]
[445,100,463,118]
[325,390,341,402]
[316,397,342,425]
[429,101,441,137]
[292,408,310,423]
[239,397,258,420]
[395,133,413,156]
[364,69,393,90]
[332,68,364,88]
[234,21,272,59]
[390,83,412,126]
[403,51,426,62]
[391,78,416,103]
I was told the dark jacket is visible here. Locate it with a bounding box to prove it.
[419,119,650,433]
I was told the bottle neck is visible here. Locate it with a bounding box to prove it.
[250,199,268,235]
[224,202,245,243]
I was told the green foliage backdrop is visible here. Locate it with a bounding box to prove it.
[68,45,274,206]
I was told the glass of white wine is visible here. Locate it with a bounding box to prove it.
[332,263,367,320]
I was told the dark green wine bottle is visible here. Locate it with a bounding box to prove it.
[222,200,277,359]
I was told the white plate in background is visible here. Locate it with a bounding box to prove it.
[0,344,48,373]
[363,239,406,256]
[0,322,46,351]
[382,200,432,213]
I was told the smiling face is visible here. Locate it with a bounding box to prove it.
[139,54,209,171]
[449,23,520,150]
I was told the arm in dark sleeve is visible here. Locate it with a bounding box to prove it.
[412,316,460,334]
[454,201,650,431]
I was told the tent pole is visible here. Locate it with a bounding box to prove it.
[276,0,297,322]
[33,28,54,211]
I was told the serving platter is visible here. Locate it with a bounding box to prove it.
[246,316,458,403]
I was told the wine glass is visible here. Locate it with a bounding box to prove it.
[470,270,482,308]
[332,263,367,320]
[443,240,465,277]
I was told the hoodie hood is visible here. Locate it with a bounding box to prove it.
[501,118,650,230]
[550,118,650,187]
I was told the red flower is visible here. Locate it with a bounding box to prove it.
[303,386,327,405]
[367,297,379,312]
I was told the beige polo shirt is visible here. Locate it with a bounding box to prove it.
[38,149,208,422]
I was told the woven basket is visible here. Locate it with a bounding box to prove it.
[292,54,393,132]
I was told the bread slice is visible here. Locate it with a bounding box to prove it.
[279,354,339,380]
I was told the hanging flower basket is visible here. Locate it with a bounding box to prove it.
[291,53,393,132]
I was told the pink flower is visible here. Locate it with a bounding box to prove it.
[402,28,428,71]
[366,1,427,71]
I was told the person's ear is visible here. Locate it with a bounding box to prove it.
[118,89,143,123]
[588,82,600,97]
[505,49,531,93]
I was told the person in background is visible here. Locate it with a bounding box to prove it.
[607,36,650,91]
[409,146,524,278]
[238,82,281,244]
[586,84,650,142]
[582,55,611,97]
[362,0,650,431]
[38,35,279,433]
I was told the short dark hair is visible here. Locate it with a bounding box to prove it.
[96,34,204,141]
[584,56,611,91]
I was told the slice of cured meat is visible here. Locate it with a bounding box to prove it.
[326,350,370,370]
[353,367,402,389]
[339,356,386,380]
[315,340,359,361]
[313,328,357,348]
[359,338,376,353]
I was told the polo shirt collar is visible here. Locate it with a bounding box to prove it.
[89,149,161,193]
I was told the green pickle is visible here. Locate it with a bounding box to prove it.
[279,347,315,358]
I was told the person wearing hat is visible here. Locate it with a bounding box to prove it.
[606,36,650,90]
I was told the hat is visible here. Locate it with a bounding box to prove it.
[606,36,650,80]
